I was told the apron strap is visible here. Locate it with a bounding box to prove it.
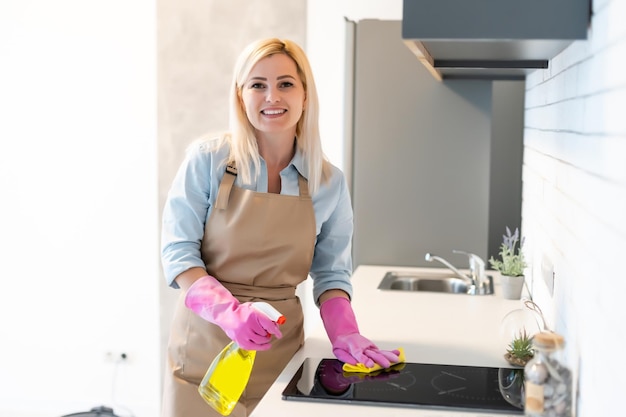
[297,174,310,198]
[215,162,309,210]
[214,163,237,211]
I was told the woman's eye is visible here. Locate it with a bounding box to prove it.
[250,82,265,89]
[280,81,294,88]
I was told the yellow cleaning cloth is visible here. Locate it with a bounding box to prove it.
[342,347,406,374]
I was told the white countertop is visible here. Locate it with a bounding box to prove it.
[251,265,527,417]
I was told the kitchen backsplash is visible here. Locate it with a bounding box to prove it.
[520,0,625,415]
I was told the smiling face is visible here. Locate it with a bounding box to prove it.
[239,53,306,141]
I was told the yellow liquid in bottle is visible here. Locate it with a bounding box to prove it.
[198,342,257,416]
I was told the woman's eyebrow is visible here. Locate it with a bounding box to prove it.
[248,74,296,83]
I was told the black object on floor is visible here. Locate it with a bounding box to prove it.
[61,405,121,417]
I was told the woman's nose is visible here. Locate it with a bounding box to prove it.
[265,87,281,103]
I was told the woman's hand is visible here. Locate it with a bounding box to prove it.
[319,296,399,368]
[185,275,282,350]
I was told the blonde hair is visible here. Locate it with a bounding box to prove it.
[225,38,331,194]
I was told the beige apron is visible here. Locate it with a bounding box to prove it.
[162,164,316,417]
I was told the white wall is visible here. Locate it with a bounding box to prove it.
[521,0,626,415]
[0,1,159,416]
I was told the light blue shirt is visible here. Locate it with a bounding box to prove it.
[161,139,354,304]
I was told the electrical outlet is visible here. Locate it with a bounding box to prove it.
[541,255,555,296]
[104,350,128,363]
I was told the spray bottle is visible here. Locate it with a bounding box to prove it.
[198,302,285,416]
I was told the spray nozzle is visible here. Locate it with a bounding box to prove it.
[251,301,286,325]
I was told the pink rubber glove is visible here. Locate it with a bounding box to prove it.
[320,297,400,368]
[184,275,282,351]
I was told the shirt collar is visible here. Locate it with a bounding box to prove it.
[289,146,309,180]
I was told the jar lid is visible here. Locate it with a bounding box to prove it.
[533,331,565,349]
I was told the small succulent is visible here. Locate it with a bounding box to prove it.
[505,329,534,367]
[489,226,527,276]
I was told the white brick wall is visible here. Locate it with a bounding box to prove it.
[521,0,626,415]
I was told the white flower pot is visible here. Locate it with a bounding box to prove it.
[500,275,525,300]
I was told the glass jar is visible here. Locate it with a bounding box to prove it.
[523,332,572,417]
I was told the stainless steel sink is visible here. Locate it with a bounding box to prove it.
[377,270,493,295]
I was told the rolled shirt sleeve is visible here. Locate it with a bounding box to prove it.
[308,167,354,305]
[160,140,225,287]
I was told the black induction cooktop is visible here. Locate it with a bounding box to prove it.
[282,358,524,414]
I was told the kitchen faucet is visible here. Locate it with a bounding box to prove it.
[424,250,493,295]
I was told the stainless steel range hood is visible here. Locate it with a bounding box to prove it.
[402,0,590,80]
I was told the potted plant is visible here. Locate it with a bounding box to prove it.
[489,226,527,299]
[504,328,534,367]
[498,329,533,409]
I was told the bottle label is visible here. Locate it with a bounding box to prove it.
[525,381,544,413]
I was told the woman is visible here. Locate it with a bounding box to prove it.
[160,38,399,417]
